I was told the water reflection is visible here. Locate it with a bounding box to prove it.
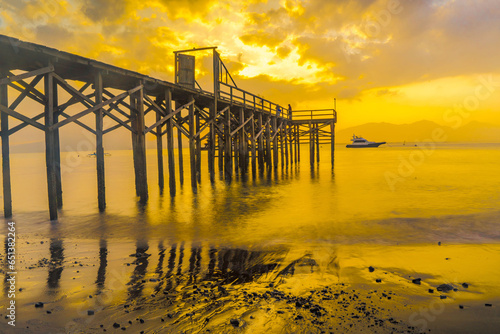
[95,238,107,290]
[127,242,150,301]
[47,238,64,292]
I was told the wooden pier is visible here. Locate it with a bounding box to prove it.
[0,35,337,220]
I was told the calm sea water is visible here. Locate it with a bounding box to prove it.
[2,143,500,333]
[7,142,500,246]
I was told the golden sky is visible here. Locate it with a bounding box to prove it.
[1,0,499,130]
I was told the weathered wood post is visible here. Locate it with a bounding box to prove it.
[258,112,264,170]
[273,116,279,169]
[188,95,197,191]
[155,97,165,190]
[284,121,289,167]
[316,123,320,163]
[0,68,12,218]
[331,121,335,166]
[95,71,106,210]
[44,69,58,220]
[195,106,201,183]
[224,106,232,179]
[309,121,314,166]
[239,107,245,174]
[53,80,63,209]
[280,120,285,169]
[208,103,216,182]
[250,110,256,175]
[165,88,176,195]
[176,104,184,186]
[266,115,272,168]
[295,124,300,163]
[131,82,148,202]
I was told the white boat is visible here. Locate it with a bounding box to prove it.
[346,135,386,148]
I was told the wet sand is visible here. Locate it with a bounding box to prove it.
[1,236,499,333]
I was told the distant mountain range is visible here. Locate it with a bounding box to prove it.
[336,120,500,144]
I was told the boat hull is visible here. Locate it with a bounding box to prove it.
[346,142,386,148]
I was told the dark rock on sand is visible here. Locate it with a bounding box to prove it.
[459,305,464,309]
[412,278,421,285]
[368,266,375,272]
[376,279,382,283]
[87,310,94,316]
[113,323,120,328]
[485,304,492,307]
[462,283,469,288]
[35,302,44,308]
[439,295,447,299]
[428,289,434,293]
[230,318,240,327]
[437,284,453,293]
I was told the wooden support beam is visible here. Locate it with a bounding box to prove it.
[273,116,278,169]
[101,107,135,133]
[144,100,193,134]
[331,121,335,167]
[53,79,63,209]
[224,105,232,179]
[51,85,142,130]
[195,106,202,183]
[176,106,184,186]
[165,89,176,196]
[258,112,264,170]
[130,84,148,202]
[95,71,106,211]
[8,112,45,135]
[44,71,58,220]
[0,67,12,218]
[188,95,197,191]
[250,110,256,176]
[0,103,46,131]
[8,81,45,105]
[156,97,164,191]
[0,66,54,85]
[230,116,252,137]
[208,103,216,183]
[284,121,289,167]
[239,107,245,174]
[266,115,272,168]
[8,75,44,111]
[316,123,320,163]
[309,122,314,167]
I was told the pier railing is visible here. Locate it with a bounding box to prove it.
[291,109,337,122]
[219,82,290,118]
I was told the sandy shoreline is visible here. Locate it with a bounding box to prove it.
[0,237,499,333]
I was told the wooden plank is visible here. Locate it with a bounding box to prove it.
[95,71,106,211]
[331,121,335,166]
[0,66,54,85]
[144,94,167,117]
[165,88,176,196]
[0,68,12,218]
